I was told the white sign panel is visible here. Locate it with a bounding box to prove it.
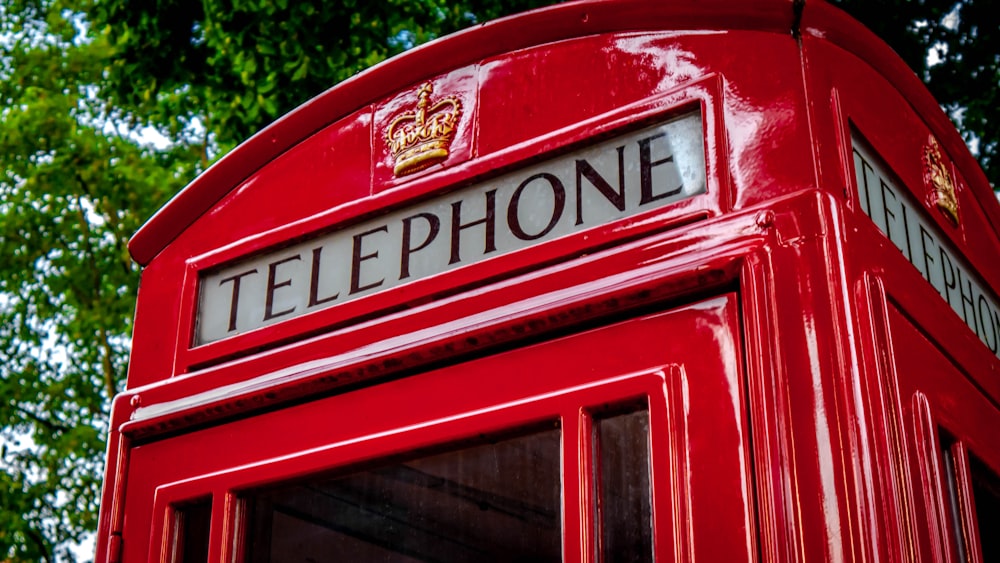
[196,111,706,345]
[853,135,1000,358]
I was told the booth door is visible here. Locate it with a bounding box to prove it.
[122,293,755,562]
[885,304,1000,562]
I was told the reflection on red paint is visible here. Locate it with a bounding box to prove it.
[97,2,1000,562]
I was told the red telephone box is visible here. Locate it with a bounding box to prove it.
[95,0,1000,561]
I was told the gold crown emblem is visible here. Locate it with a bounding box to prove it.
[923,137,959,226]
[386,83,462,177]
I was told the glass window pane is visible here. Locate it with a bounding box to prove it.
[172,498,212,563]
[970,454,1000,561]
[941,445,969,562]
[243,424,561,563]
[594,405,653,563]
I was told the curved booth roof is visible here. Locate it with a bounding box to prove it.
[127,0,996,266]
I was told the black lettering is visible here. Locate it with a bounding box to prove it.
[879,179,902,252]
[308,247,339,307]
[899,202,914,262]
[978,295,998,353]
[264,255,301,321]
[509,173,566,241]
[575,147,625,225]
[449,189,497,265]
[956,268,979,335]
[638,133,681,204]
[350,225,389,294]
[919,226,937,286]
[400,213,440,280]
[854,149,875,215]
[939,248,957,307]
[219,268,258,332]
[993,307,1000,357]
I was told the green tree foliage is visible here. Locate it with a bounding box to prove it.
[90,0,999,185]
[0,0,995,560]
[0,2,197,559]
[833,0,999,186]
[1,1,552,560]
[90,0,552,151]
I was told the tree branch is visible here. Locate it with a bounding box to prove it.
[72,186,119,399]
[12,404,71,435]
[24,526,53,563]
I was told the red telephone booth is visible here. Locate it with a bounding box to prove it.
[95,0,1000,561]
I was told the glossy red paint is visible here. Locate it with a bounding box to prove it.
[125,298,753,562]
[96,0,1000,561]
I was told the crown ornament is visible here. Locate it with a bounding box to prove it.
[386,83,462,177]
[923,136,959,226]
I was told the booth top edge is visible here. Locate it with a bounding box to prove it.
[126,0,978,266]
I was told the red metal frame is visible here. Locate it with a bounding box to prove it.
[96,1,1000,562]
[126,295,754,562]
[175,79,725,370]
